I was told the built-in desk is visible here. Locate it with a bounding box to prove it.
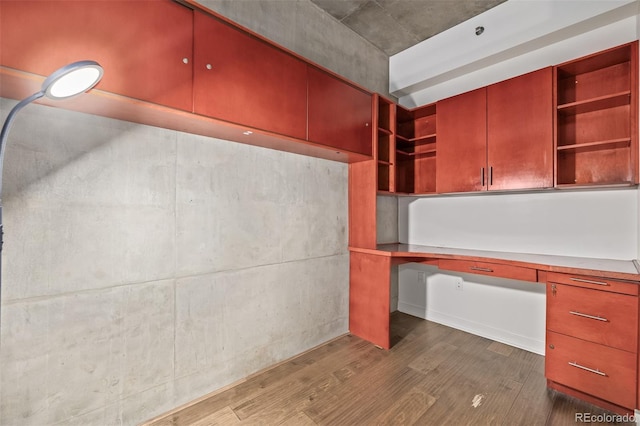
[349,244,640,349]
[348,243,640,413]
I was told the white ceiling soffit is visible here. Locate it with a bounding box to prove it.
[390,0,640,103]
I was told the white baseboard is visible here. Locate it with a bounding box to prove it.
[398,301,427,319]
[398,301,545,355]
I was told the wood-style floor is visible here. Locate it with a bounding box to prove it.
[146,312,632,426]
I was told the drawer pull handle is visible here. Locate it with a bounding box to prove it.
[569,311,608,322]
[470,266,493,273]
[570,278,608,286]
[568,361,607,377]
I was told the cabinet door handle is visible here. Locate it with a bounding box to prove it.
[206,64,213,70]
[570,278,609,286]
[568,361,607,376]
[569,311,608,322]
[489,166,493,186]
[481,167,485,186]
[470,266,493,273]
[182,57,189,64]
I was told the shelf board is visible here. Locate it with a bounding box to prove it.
[396,133,436,143]
[557,91,630,115]
[555,182,636,189]
[557,138,631,151]
[377,127,393,136]
[377,160,392,166]
[391,191,437,196]
[397,148,436,157]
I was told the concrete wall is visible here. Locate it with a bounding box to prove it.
[197,0,390,96]
[0,99,349,425]
[0,1,390,424]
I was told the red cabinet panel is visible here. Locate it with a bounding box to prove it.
[1,0,193,111]
[438,259,537,282]
[547,283,638,352]
[546,331,636,409]
[308,67,373,156]
[436,88,487,193]
[436,70,553,194]
[487,68,553,190]
[193,11,307,139]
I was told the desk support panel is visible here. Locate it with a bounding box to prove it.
[349,252,391,349]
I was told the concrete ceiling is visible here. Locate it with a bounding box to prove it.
[309,0,507,55]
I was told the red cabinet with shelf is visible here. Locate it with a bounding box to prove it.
[554,41,638,187]
[375,95,396,192]
[308,66,373,156]
[193,11,308,139]
[373,97,437,195]
[0,0,194,112]
[395,104,437,194]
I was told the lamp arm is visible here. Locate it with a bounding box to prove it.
[0,91,45,203]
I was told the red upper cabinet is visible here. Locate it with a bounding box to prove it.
[193,11,307,139]
[487,67,553,190]
[436,68,553,194]
[307,67,373,156]
[0,0,193,111]
[436,87,487,193]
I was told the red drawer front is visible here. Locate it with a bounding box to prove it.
[438,259,537,282]
[546,331,636,409]
[547,283,638,352]
[547,272,639,296]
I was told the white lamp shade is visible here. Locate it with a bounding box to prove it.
[41,60,104,100]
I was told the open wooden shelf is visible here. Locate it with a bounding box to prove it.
[555,41,638,187]
[395,103,437,194]
[375,95,396,193]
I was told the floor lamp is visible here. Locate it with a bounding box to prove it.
[0,60,104,325]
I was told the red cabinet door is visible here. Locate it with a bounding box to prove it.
[436,88,487,193]
[1,0,193,111]
[487,68,553,190]
[307,67,373,156]
[193,12,307,139]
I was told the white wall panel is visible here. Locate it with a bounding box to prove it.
[399,190,637,260]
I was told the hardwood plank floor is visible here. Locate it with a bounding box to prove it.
[146,312,633,426]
